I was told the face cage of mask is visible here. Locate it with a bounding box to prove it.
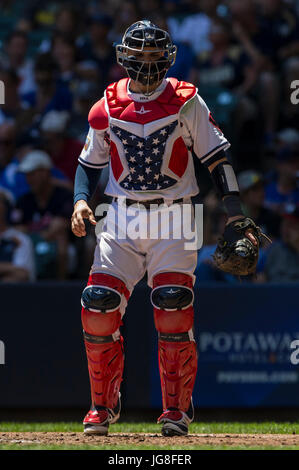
[116,45,177,96]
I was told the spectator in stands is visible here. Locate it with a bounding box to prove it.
[0,121,29,199]
[1,30,36,99]
[230,0,299,145]
[55,5,81,41]
[0,121,69,198]
[0,121,16,170]
[264,137,299,215]
[38,4,82,53]
[163,0,186,34]
[13,150,73,279]
[190,16,258,143]
[79,14,125,92]
[190,18,256,93]
[255,0,299,65]
[51,33,79,89]
[68,80,98,143]
[238,170,281,239]
[40,110,83,182]
[108,0,140,44]
[140,0,162,18]
[262,206,299,282]
[257,0,299,136]
[0,1,26,31]
[0,187,35,282]
[229,0,267,65]
[167,0,219,55]
[22,53,72,116]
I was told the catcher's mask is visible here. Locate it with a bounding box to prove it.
[116,20,177,95]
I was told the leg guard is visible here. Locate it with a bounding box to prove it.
[81,273,130,409]
[152,272,198,412]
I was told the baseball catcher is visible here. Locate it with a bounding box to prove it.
[71,20,260,437]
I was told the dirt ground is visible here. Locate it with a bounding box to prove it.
[0,432,298,447]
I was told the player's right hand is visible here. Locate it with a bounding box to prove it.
[71,200,97,237]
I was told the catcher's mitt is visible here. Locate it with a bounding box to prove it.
[213,217,271,276]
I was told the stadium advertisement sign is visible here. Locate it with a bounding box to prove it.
[151,283,299,407]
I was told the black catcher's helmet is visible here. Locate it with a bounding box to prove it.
[116,20,177,93]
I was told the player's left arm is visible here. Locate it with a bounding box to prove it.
[204,150,257,246]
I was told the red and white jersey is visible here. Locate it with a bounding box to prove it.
[79,77,230,201]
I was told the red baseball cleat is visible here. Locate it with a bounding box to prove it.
[83,408,109,435]
[157,399,194,436]
[83,394,121,435]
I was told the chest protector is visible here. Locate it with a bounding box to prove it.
[104,78,196,191]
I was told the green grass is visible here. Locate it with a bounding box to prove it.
[0,421,298,434]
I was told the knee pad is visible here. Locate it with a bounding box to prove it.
[151,284,193,311]
[82,285,121,313]
[81,273,130,338]
[151,272,194,334]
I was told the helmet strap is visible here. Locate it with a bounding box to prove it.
[128,77,163,97]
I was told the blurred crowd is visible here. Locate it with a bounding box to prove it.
[0,0,298,282]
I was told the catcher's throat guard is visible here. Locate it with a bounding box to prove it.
[116,20,177,94]
[213,217,271,276]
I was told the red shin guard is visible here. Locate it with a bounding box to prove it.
[153,272,198,412]
[84,336,124,409]
[158,339,197,412]
[82,273,130,409]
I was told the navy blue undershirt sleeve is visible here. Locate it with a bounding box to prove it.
[73,163,102,205]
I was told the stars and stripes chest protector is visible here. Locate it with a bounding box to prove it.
[104,78,196,192]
